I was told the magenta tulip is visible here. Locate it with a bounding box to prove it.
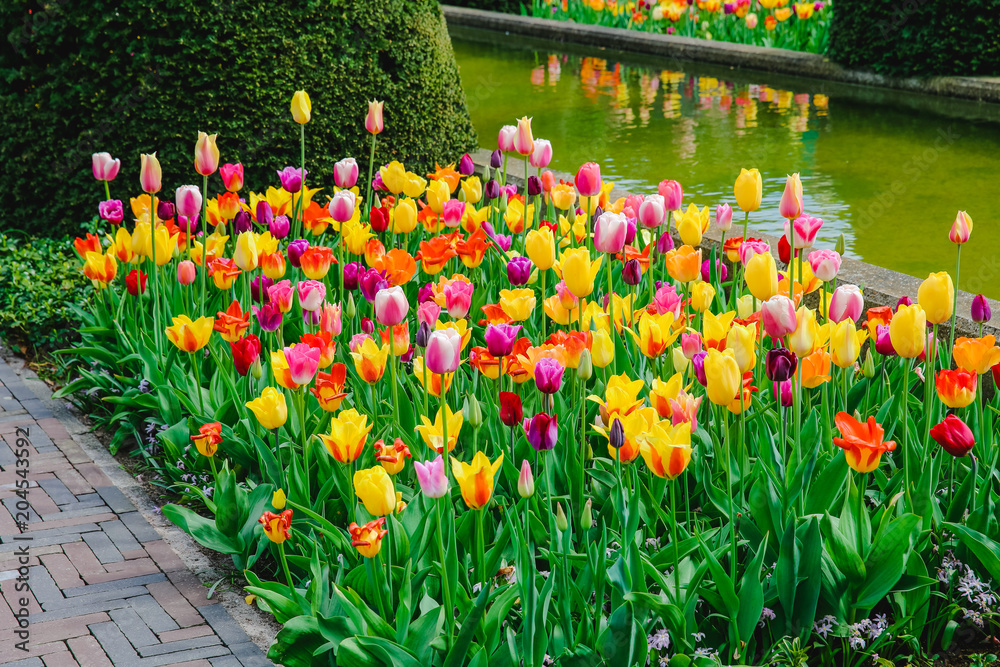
[534,358,564,395]
[658,179,683,210]
[443,281,474,319]
[808,249,841,282]
[297,280,326,312]
[638,194,667,229]
[575,162,602,197]
[175,185,203,219]
[761,295,797,339]
[328,190,356,223]
[828,284,864,323]
[594,211,627,253]
[785,215,823,250]
[284,343,321,386]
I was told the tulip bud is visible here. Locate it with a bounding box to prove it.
[609,418,624,450]
[527,175,542,197]
[272,488,287,510]
[485,179,500,201]
[415,321,432,348]
[555,503,568,532]
[581,498,593,530]
[490,150,503,169]
[157,200,175,221]
[464,394,483,429]
[576,349,593,382]
[862,348,875,379]
[250,357,263,379]
[177,260,196,286]
[291,91,312,124]
[622,259,642,286]
[972,294,991,323]
[835,233,846,255]
[459,153,476,176]
[361,317,375,335]
[518,460,535,499]
[345,293,357,319]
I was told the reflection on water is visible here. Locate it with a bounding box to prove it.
[453,31,1000,297]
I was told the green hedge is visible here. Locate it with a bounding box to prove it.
[1,0,477,236]
[829,0,1000,76]
[444,0,526,16]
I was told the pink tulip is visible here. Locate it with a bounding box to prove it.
[784,215,823,250]
[715,203,733,232]
[444,281,474,319]
[623,194,644,219]
[681,332,703,359]
[807,249,841,282]
[297,280,327,312]
[534,358,564,394]
[638,194,667,229]
[530,138,552,168]
[365,100,384,135]
[669,391,701,432]
[219,163,244,192]
[414,455,449,498]
[778,173,803,220]
[594,211,627,253]
[442,199,465,228]
[175,185,203,219]
[374,286,409,326]
[92,152,121,182]
[498,125,517,152]
[425,329,462,374]
[738,239,771,265]
[761,295,797,339]
[517,460,535,498]
[268,280,295,313]
[575,162,602,197]
[828,284,864,323]
[658,179,683,210]
[949,210,973,244]
[417,301,441,328]
[334,158,359,189]
[177,260,196,286]
[328,190,356,223]
[284,343,321,386]
[319,301,342,335]
[139,153,161,194]
[772,380,793,407]
[514,116,534,156]
[652,284,683,318]
[194,132,219,176]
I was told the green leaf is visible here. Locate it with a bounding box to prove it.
[944,522,1000,584]
[161,504,240,554]
[856,514,920,608]
[266,615,330,667]
[821,512,866,585]
[443,581,493,667]
[736,534,767,643]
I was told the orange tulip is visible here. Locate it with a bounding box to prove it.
[417,234,459,275]
[833,412,896,473]
[214,300,251,343]
[456,228,492,269]
[300,245,335,280]
[349,518,387,558]
[953,336,1000,375]
[936,369,977,408]
[311,364,348,412]
[800,349,832,388]
[375,438,412,475]
[664,245,702,283]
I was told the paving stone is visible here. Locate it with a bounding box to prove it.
[25,523,103,541]
[166,570,218,608]
[110,606,159,648]
[40,506,114,522]
[41,649,79,667]
[36,479,75,507]
[45,586,151,610]
[27,566,65,605]
[137,634,222,657]
[129,594,180,633]
[89,621,138,664]
[3,495,41,524]
[209,657,243,667]
[6,657,44,667]
[93,486,135,514]
[119,511,162,543]
[28,596,131,623]
[228,641,270,666]
[63,573,167,597]
[38,552,83,589]
[198,604,250,646]
[143,540,186,572]
[157,626,215,643]
[142,645,232,667]
[100,519,142,553]
[0,534,82,552]
[82,531,123,564]
[146,582,204,628]
[66,636,113,667]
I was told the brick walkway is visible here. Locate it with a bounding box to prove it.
[0,357,273,667]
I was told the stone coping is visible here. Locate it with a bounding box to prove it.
[444,5,1000,105]
[472,148,1000,342]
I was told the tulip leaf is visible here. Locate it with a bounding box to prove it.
[820,512,866,585]
[736,534,768,643]
[943,522,1000,585]
[792,516,823,642]
[443,581,493,667]
[402,608,443,665]
[266,615,330,667]
[855,514,919,609]
[161,503,240,554]
[946,456,977,524]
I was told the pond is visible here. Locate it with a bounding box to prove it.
[451,27,1000,299]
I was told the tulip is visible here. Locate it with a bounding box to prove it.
[664,245,701,284]
[561,248,603,298]
[290,90,312,124]
[499,391,523,427]
[726,323,757,373]
[525,228,556,271]
[778,173,803,220]
[231,335,261,377]
[622,259,643,286]
[788,306,821,357]
[829,284,864,323]
[674,204,710,246]
[328,189,356,223]
[176,260,196,286]
[259,509,293,544]
[745,251,779,301]
[349,518,388,559]
[194,132,219,176]
[918,272,954,325]
[954,336,1000,375]
[936,369,977,408]
[350,338,390,384]
[931,414,975,457]
[738,240,770,266]
[359,268,389,302]
[972,295,991,323]
[761,295,796,339]
[766,347,797,382]
[99,200,124,224]
[365,100,384,135]
[506,257,533,286]
[277,166,306,193]
[530,138,552,169]
[715,203,733,231]
[498,125,516,152]
[426,329,462,374]
[533,359,564,395]
[514,116,534,156]
[594,212,627,253]
[949,210,973,244]
[373,286,409,326]
[784,215,822,250]
[451,452,504,510]
[426,179,450,215]
[232,231,258,272]
[704,348,741,406]
[575,162,602,197]
[157,200,175,221]
[443,281,474,319]
[658,180,683,210]
[190,422,222,457]
[165,315,213,352]
[92,152,121,182]
[126,269,148,297]
[246,387,287,429]
[638,195,667,229]
[889,304,926,358]
[283,343,321,386]
[140,153,162,193]
[414,455,450,498]
[830,320,865,368]
[458,153,476,176]
[808,249,841,282]
[517,460,535,498]
[734,168,762,212]
[297,280,326,311]
[175,185,203,220]
[354,466,395,516]
[833,412,897,473]
[523,411,559,451]
[639,421,692,480]
[219,163,243,192]
[333,157,359,189]
[232,210,252,234]
[319,408,372,464]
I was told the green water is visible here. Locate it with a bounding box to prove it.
[451,28,1000,299]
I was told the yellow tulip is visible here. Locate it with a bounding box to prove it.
[788,306,821,358]
[734,168,762,213]
[953,336,1000,375]
[391,198,418,234]
[461,176,482,205]
[673,204,710,246]
[353,466,396,517]
[233,231,259,272]
[702,310,736,349]
[745,251,779,301]
[426,179,450,215]
[499,288,537,322]
[560,248,603,298]
[736,294,756,319]
[626,311,680,359]
[638,421,692,480]
[416,404,464,454]
[704,348,741,406]
[380,161,406,195]
[649,373,684,419]
[319,408,372,464]
[290,90,311,124]
[591,330,615,368]
[917,271,954,325]
[725,322,757,373]
[525,228,556,270]
[690,281,716,313]
[889,304,926,359]
[829,320,867,368]
[350,338,390,384]
[450,452,504,510]
[551,183,577,211]
[110,227,135,263]
[341,219,374,255]
[403,172,427,199]
[165,315,214,352]
[245,387,288,430]
[504,198,535,234]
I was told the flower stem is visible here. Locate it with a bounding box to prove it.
[948,245,961,366]
[435,500,454,646]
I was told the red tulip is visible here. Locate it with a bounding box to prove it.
[499,391,523,427]
[930,414,975,457]
[231,335,261,377]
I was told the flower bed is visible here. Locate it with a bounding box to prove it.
[58,93,1000,666]
[527,0,831,53]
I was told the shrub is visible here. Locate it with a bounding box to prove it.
[0,0,477,237]
[0,232,90,353]
[446,0,527,14]
[828,0,1000,76]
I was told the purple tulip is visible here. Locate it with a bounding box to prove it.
[875,324,896,356]
[896,296,913,310]
[343,262,363,291]
[622,259,642,286]
[232,210,252,235]
[485,323,523,358]
[624,217,637,245]
[372,171,386,192]
[359,268,389,303]
[656,230,675,254]
[490,150,503,169]
[459,153,476,176]
[972,294,991,323]
[252,303,283,332]
[609,418,624,450]
[524,412,558,451]
[494,234,513,252]
[691,351,708,386]
[534,358,564,395]
[417,282,435,304]
[765,347,797,382]
[269,214,290,240]
[256,201,274,228]
[485,179,500,201]
[251,275,274,303]
[277,166,306,193]
[701,258,728,283]
[415,321,432,348]
[507,257,533,286]
[156,200,175,221]
[287,239,310,268]
[99,199,124,224]
[527,176,542,197]
[303,309,321,326]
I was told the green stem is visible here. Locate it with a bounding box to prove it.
[191,352,205,416]
[670,478,680,604]
[435,501,454,646]
[299,389,310,499]
[723,409,736,580]
[475,507,486,586]
[948,245,961,366]
[200,174,208,318]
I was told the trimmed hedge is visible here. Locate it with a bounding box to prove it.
[829,0,1000,77]
[445,0,526,16]
[1,0,477,236]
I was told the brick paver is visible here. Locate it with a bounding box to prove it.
[0,357,272,666]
